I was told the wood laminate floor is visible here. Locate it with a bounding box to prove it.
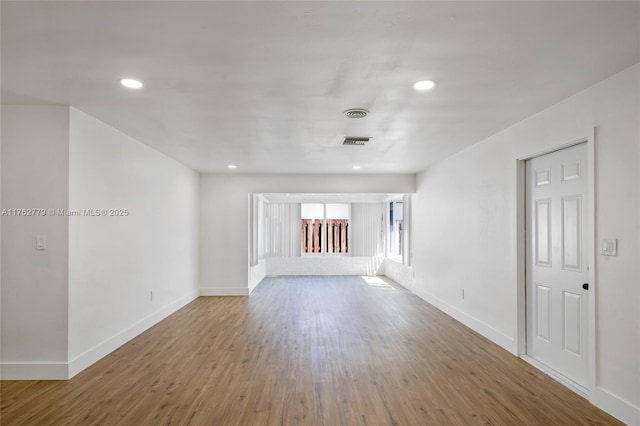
[1,276,621,425]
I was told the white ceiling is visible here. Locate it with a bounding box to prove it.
[2,1,639,174]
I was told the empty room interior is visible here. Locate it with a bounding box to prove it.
[1,1,639,425]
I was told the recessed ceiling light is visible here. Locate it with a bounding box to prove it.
[120,78,143,89]
[352,165,361,170]
[413,80,435,91]
[227,164,237,169]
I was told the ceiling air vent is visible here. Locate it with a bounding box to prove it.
[344,108,369,119]
[342,136,371,146]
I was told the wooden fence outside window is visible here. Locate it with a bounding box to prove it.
[301,219,349,253]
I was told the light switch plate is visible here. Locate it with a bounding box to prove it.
[36,234,47,250]
[601,238,617,256]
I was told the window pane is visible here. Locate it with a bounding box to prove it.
[326,203,349,219]
[393,202,403,221]
[301,203,324,219]
[327,204,349,253]
[390,201,403,257]
[301,203,349,254]
[301,203,323,253]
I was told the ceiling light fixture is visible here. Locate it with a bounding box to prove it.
[227,164,237,169]
[352,165,361,170]
[413,80,435,91]
[120,78,143,89]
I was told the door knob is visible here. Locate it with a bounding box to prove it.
[582,283,589,290]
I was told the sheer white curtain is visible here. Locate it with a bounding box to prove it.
[249,194,264,266]
[265,202,301,257]
[350,203,384,257]
[402,194,412,266]
[264,201,387,259]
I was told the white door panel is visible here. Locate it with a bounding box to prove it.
[526,143,588,388]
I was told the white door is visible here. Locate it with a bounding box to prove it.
[526,143,589,389]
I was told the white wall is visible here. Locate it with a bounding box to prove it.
[1,106,200,379]
[266,256,383,277]
[0,106,2,378]
[384,259,413,290]
[68,108,199,376]
[412,64,640,423]
[200,174,415,294]
[1,106,70,378]
[249,259,266,294]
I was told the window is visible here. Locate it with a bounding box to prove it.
[301,203,324,253]
[389,201,403,258]
[301,203,349,254]
[325,204,349,254]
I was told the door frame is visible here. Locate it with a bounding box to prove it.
[515,129,596,399]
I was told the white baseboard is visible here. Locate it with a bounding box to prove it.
[1,287,250,380]
[1,289,200,380]
[520,356,640,425]
[520,354,589,398]
[410,287,640,425]
[67,289,200,378]
[0,362,68,380]
[593,386,640,426]
[411,286,516,354]
[200,287,249,296]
